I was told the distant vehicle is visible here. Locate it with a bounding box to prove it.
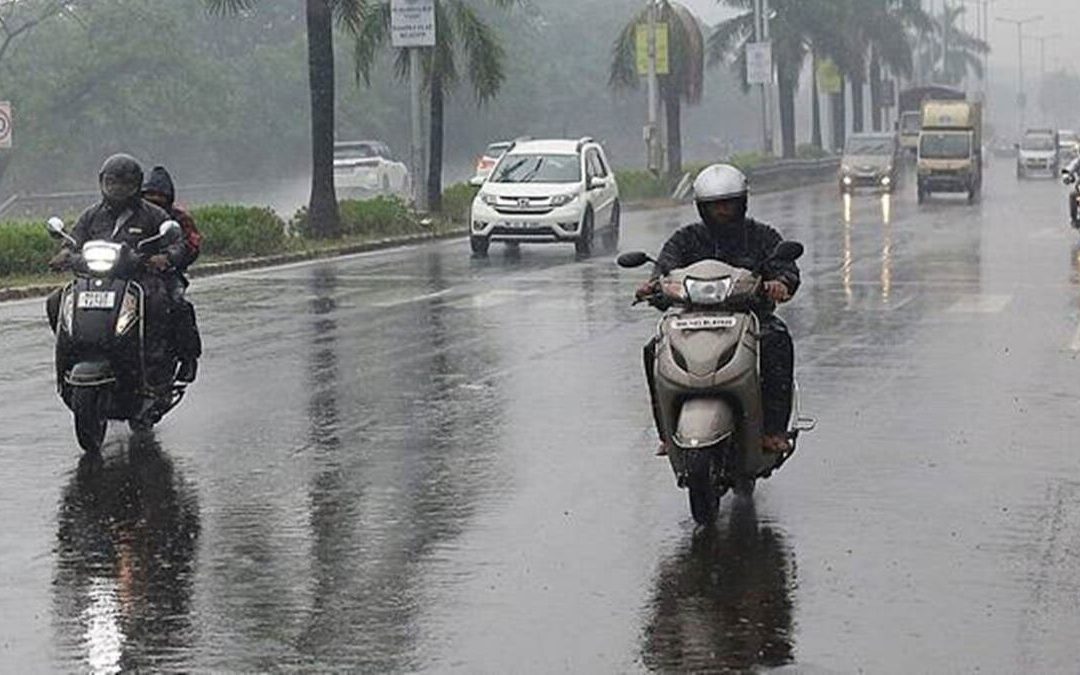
[898,85,965,156]
[468,137,620,258]
[916,99,982,204]
[333,141,410,198]
[839,132,901,193]
[1058,129,1080,165]
[473,141,514,182]
[1016,129,1060,179]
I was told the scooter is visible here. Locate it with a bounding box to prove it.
[1063,170,1080,228]
[618,242,816,526]
[46,217,187,453]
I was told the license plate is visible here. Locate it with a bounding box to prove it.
[672,316,738,331]
[77,291,116,310]
[503,221,540,230]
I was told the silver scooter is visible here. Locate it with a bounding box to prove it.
[619,242,815,525]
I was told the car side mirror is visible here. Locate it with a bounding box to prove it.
[617,251,654,268]
[770,241,804,263]
[588,176,607,191]
[469,175,485,187]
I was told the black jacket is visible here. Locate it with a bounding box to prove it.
[653,218,801,312]
[68,198,180,261]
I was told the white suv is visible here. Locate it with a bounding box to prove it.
[469,138,620,258]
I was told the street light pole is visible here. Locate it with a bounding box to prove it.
[997,15,1041,135]
[1025,33,1061,123]
[645,0,661,174]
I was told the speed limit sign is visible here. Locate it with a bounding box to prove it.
[0,102,12,149]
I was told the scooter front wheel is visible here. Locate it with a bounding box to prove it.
[72,388,107,453]
[686,449,720,526]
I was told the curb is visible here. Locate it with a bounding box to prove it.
[0,227,469,303]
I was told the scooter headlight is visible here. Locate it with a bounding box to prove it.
[115,287,140,336]
[83,242,120,274]
[60,288,74,335]
[685,277,732,305]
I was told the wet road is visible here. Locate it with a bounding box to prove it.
[3,163,1080,672]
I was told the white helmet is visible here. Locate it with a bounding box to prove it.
[692,164,748,203]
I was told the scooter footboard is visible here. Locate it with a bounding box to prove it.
[673,398,736,450]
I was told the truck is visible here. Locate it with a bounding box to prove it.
[898,85,965,156]
[916,99,982,204]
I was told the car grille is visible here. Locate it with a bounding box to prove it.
[491,225,557,237]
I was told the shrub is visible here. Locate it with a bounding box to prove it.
[292,196,422,239]
[192,205,287,258]
[0,221,56,276]
[797,143,832,160]
[442,182,479,224]
[727,151,774,171]
[614,169,672,201]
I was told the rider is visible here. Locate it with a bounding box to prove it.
[141,166,203,383]
[48,154,189,378]
[636,164,800,454]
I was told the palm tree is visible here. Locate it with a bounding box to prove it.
[710,0,838,159]
[609,1,704,179]
[206,0,365,238]
[917,4,988,86]
[352,0,514,213]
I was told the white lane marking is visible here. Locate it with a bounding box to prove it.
[946,294,1013,314]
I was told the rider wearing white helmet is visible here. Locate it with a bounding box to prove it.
[636,163,800,454]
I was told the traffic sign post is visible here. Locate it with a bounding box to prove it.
[746,42,772,86]
[391,0,435,211]
[0,102,12,149]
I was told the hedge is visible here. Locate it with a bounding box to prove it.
[192,205,287,258]
[442,182,478,225]
[0,221,54,276]
[291,196,426,239]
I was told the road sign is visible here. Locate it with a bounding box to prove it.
[391,0,436,48]
[818,59,842,94]
[635,22,670,76]
[746,41,772,85]
[0,102,11,149]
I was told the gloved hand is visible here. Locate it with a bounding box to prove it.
[48,250,72,272]
[635,278,659,301]
[147,254,171,272]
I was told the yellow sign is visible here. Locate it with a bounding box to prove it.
[818,58,842,95]
[636,22,670,76]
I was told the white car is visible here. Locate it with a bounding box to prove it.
[469,138,621,258]
[333,141,410,198]
[472,140,514,183]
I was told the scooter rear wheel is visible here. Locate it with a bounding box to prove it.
[686,450,720,526]
[72,388,107,454]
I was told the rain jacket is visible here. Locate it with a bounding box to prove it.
[142,166,202,271]
[69,198,178,260]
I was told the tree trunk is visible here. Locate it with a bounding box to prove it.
[305,0,340,238]
[811,53,822,150]
[664,92,682,181]
[427,66,444,213]
[831,76,846,152]
[778,67,797,159]
[850,72,865,133]
[869,50,883,132]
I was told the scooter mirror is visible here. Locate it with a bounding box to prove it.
[159,220,182,242]
[617,251,653,268]
[771,241,804,263]
[46,217,67,238]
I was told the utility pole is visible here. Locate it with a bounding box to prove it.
[645,0,661,174]
[997,15,1042,135]
[1026,33,1061,123]
[410,51,426,212]
[752,0,774,155]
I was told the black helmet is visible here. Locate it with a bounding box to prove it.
[99,153,144,206]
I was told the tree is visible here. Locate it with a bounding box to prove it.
[710,0,838,159]
[352,0,514,213]
[915,4,988,86]
[609,1,704,179]
[206,0,365,238]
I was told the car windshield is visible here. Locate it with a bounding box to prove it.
[490,154,581,183]
[484,143,511,158]
[335,145,377,160]
[901,114,921,133]
[1022,135,1055,151]
[920,133,971,159]
[845,140,892,156]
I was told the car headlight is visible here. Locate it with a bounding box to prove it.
[880,176,892,186]
[842,176,853,185]
[115,287,140,336]
[685,277,732,305]
[550,192,578,207]
[61,288,74,335]
[83,243,119,273]
[479,192,499,206]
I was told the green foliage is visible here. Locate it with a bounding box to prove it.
[441,183,479,224]
[292,196,423,238]
[614,170,673,201]
[727,151,774,171]
[192,205,288,258]
[796,144,832,159]
[0,222,55,277]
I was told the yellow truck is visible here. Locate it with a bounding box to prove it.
[916,100,983,204]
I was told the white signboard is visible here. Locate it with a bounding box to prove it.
[0,102,11,149]
[391,0,436,48]
[746,41,772,85]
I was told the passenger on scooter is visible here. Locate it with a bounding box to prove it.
[636,164,800,454]
[141,166,203,383]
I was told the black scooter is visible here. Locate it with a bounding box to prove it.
[46,217,186,453]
